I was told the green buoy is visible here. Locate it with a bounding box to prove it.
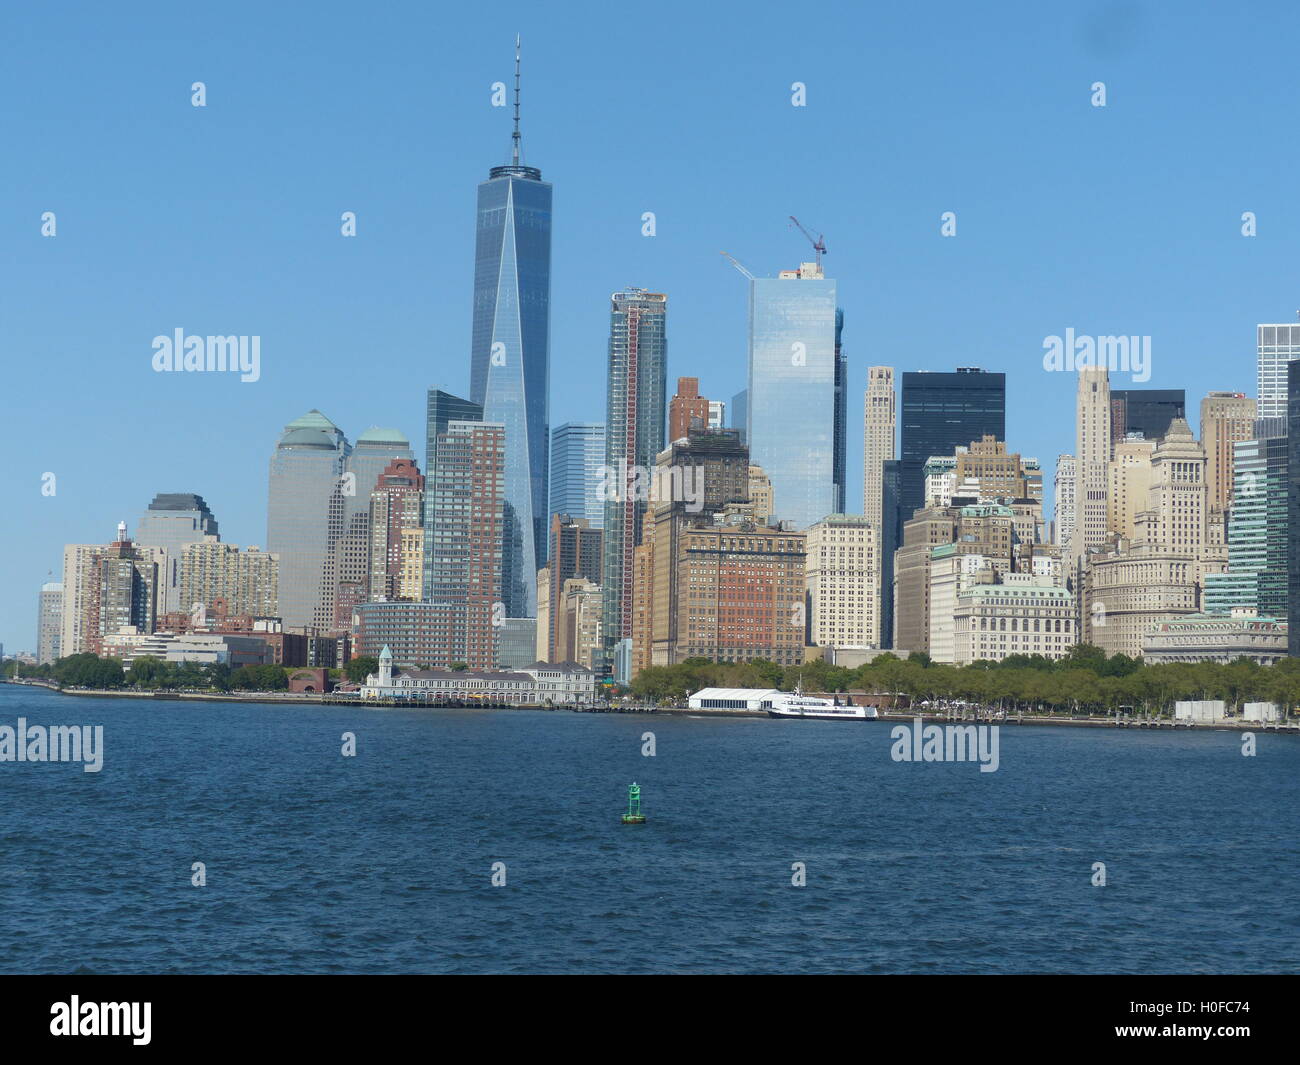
[621,782,646,824]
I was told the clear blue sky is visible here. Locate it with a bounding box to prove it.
[3,0,1297,651]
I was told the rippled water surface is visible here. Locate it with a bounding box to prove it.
[1,684,1296,973]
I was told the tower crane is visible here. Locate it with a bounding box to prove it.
[788,216,827,270]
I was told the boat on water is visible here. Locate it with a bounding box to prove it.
[765,688,878,721]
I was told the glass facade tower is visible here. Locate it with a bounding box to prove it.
[1259,322,1300,420]
[267,410,350,630]
[601,288,667,668]
[468,153,552,618]
[135,493,220,615]
[1202,436,1289,617]
[746,265,838,530]
[899,369,1006,522]
[549,422,606,529]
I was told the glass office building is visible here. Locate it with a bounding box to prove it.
[134,493,220,615]
[899,369,1006,522]
[1110,388,1185,444]
[468,154,552,619]
[746,266,838,530]
[1258,322,1300,420]
[1289,361,1300,656]
[549,422,606,530]
[266,410,350,630]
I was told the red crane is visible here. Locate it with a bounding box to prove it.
[788,216,827,270]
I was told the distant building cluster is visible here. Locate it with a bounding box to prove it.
[26,49,1299,690]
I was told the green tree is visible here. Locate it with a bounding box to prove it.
[345,656,379,683]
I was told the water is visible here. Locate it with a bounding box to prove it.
[1,683,1297,974]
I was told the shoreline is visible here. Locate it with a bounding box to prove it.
[6,679,1298,732]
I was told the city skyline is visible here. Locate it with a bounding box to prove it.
[8,2,1300,650]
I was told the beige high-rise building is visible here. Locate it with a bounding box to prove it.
[1107,437,1155,539]
[805,515,879,649]
[535,567,551,662]
[397,528,424,600]
[1199,391,1256,512]
[747,465,774,525]
[1071,367,1112,563]
[555,578,603,670]
[863,366,895,533]
[180,538,279,617]
[1053,454,1076,547]
[1083,418,1212,656]
[60,544,101,658]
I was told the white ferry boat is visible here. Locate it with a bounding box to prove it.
[765,688,878,721]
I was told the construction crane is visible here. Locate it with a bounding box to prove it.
[719,250,755,280]
[788,216,827,270]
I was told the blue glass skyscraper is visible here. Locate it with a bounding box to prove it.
[468,39,552,617]
[746,262,838,530]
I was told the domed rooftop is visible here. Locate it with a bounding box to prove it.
[284,409,339,433]
[356,426,410,446]
[278,428,338,450]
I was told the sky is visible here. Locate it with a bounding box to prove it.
[3,0,1298,651]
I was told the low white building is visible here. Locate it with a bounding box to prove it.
[687,688,783,711]
[1174,700,1227,723]
[361,646,596,706]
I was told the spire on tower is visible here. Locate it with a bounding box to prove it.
[512,34,522,165]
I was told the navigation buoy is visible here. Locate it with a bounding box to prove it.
[621,782,646,824]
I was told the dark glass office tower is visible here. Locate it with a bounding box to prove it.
[1288,361,1300,656]
[880,458,901,648]
[468,40,551,617]
[832,308,847,514]
[1110,389,1185,444]
[899,368,1006,521]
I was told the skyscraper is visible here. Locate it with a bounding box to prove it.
[266,409,350,630]
[899,368,1006,522]
[1200,391,1257,512]
[1259,319,1300,420]
[833,307,848,514]
[423,390,483,601]
[1202,436,1288,618]
[601,288,667,667]
[180,540,279,618]
[546,514,602,661]
[37,582,62,665]
[1110,388,1185,444]
[731,389,748,444]
[468,38,552,619]
[863,366,896,536]
[1053,455,1076,547]
[367,457,424,602]
[428,419,506,668]
[1288,359,1300,656]
[548,422,606,529]
[135,493,220,615]
[1071,367,1112,564]
[334,429,414,626]
[747,261,838,530]
[668,377,710,441]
